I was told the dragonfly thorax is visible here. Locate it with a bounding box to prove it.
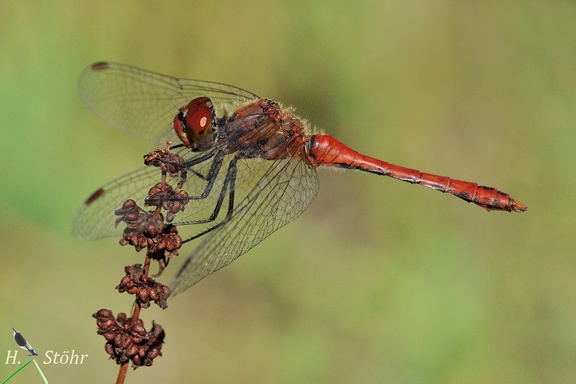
[222,98,307,161]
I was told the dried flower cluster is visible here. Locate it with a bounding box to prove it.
[94,309,165,368]
[116,264,170,309]
[94,144,189,371]
[115,199,183,275]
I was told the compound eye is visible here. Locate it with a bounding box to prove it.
[185,97,213,134]
[172,97,215,150]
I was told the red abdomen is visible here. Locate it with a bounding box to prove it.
[306,134,527,212]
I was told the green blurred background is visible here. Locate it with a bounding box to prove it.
[1,0,574,383]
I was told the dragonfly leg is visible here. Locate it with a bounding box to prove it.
[180,155,238,243]
[186,150,227,200]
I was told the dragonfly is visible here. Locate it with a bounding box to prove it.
[72,62,526,296]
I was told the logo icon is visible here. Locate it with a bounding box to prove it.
[12,328,39,356]
[3,328,48,384]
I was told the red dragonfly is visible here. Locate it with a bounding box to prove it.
[73,62,526,296]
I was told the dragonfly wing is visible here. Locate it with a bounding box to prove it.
[169,155,319,296]
[72,164,162,240]
[78,62,259,143]
[72,146,222,240]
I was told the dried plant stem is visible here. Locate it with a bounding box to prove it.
[116,362,128,384]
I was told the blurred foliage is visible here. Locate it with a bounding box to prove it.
[0,0,575,383]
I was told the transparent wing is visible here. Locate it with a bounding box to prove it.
[170,154,319,296]
[72,165,161,240]
[78,62,259,143]
[72,145,226,240]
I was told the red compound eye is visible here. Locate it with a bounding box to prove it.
[185,97,213,134]
[173,97,215,150]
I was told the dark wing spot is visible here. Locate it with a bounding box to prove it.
[85,188,105,205]
[91,62,110,71]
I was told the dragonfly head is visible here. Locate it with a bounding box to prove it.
[174,97,216,151]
